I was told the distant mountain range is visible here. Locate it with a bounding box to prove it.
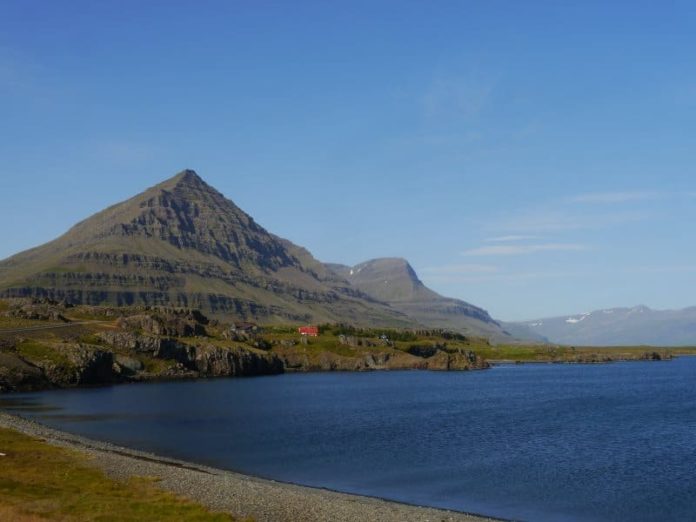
[0,170,513,340]
[511,306,696,346]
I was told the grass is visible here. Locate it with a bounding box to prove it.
[471,343,695,362]
[224,325,696,364]
[0,317,49,330]
[76,333,106,346]
[140,356,178,374]
[15,340,71,367]
[63,310,118,322]
[0,427,235,521]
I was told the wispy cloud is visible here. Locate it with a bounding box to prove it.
[422,264,696,287]
[624,265,696,274]
[422,268,588,285]
[485,235,540,242]
[570,191,664,204]
[462,243,589,257]
[493,208,649,233]
[421,264,499,275]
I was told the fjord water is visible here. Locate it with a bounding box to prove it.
[4,359,696,522]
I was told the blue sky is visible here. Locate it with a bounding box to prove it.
[2,1,696,320]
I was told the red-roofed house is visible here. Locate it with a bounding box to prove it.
[298,326,319,337]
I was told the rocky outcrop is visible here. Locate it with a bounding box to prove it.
[641,351,671,361]
[0,353,49,391]
[422,349,489,370]
[116,310,207,337]
[405,344,441,358]
[193,344,283,376]
[97,329,282,378]
[274,346,487,372]
[566,351,672,364]
[113,354,143,375]
[1,298,70,322]
[36,344,116,387]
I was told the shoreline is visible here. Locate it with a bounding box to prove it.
[0,411,501,522]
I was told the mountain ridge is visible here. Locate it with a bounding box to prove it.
[512,305,696,346]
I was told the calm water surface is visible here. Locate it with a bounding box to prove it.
[3,358,696,521]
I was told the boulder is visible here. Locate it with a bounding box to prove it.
[113,354,144,375]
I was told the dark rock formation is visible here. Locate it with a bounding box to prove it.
[0,353,49,391]
[193,344,283,376]
[117,310,207,337]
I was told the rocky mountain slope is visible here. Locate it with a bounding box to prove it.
[0,170,410,327]
[326,258,514,340]
[512,305,696,346]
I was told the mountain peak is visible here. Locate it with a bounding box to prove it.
[329,256,502,336]
[158,169,208,192]
[346,257,435,303]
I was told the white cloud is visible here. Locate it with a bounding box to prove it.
[462,243,588,257]
[485,235,540,242]
[624,265,696,274]
[570,191,664,204]
[421,264,499,275]
[493,208,649,233]
[422,269,588,285]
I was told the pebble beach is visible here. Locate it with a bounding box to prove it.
[0,412,495,522]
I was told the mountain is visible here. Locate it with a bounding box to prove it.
[0,170,410,326]
[512,305,696,346]
[325,258,514,340]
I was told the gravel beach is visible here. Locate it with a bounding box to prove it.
[0,412,496,522]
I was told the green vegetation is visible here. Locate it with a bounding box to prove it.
[263,325,297,335]
[0,316,47,329]
[140,356,179,375]
[76,333,107,346]
[16,340,70,367]
[472,343,685,362]
[319,324,421,342]
[64,309,119,322]
[0,427,234,521]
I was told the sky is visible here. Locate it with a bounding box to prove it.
[2,1,696,321]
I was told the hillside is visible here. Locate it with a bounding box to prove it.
[0,170,409,326]
[513,305,696,346]
[326,258,514,340]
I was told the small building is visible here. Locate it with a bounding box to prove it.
[298,325,319,337]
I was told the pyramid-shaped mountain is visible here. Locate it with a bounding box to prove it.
[327,258,510,339]
[0,170,409,325]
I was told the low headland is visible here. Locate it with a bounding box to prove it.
[1,298,691,393]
